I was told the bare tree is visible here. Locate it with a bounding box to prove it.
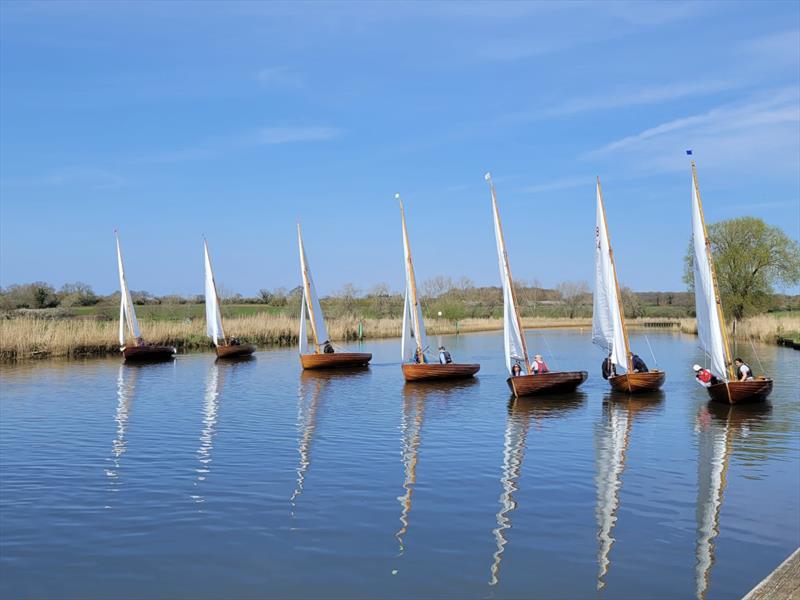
[421,275,454,299]
[556,280,589,318]
[620,286,646,319]
[336,283,360,314]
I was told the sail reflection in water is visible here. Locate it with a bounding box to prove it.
[694,402,772,599]
[489,394,586,586]
[594,394,663,589]
[395,384,427,555]
[291,370,333,509]
[192,361,221,504]
[105,364,138,497]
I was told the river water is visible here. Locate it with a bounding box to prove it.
[1,329,798,599]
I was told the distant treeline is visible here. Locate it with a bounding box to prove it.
[2,277,799,321]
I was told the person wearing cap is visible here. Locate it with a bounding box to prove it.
[693,364,718,387]
[438,346,453,364]
[532,354,549,374]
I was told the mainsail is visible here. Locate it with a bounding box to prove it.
[203,240,226,346]
[297,224,330,353]
[115,232,141,348]
[398,194,427,362]
[486,173,530,375]
[691,163,731,381]
[592,180,630,371]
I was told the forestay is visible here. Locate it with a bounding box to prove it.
[203,241,226,346]
[297,225,330,352]
[592,183,628,371]
[488,173,529,375]
[691,169,729,380]
[399,197,427,362]
[115,232,141,348]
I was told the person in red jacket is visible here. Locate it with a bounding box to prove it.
[693,364,719,387]
[532,354,549,375]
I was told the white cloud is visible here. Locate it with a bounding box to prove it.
[740,30,800,68]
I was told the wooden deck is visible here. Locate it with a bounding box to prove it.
[743,548,800,600]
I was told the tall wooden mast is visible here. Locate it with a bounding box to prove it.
[203,238,227,344]
[398,194,424,358]
[691,162,735,380]
[487,174,531,374]
[297,223,322,352]
[597,178,632,372]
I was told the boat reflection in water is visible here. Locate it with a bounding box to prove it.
[192,356,255,505]
[105,364,139,501]
[394,383,428,554]
[694,401,772,599]
[489,393,586,586]
[594,392,664,589]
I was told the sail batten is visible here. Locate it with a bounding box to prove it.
[115,232,141,347]
[487,174,529,375]
[592,181,630,371]
[297,224,330,353]
[203,240,226,346]
[398,196,427,362]
[691,164,730,381]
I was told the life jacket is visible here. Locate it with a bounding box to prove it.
[534,359,549,374]
[697,369,713,383]
[738,363,752,379]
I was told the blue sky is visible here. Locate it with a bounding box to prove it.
[1,1,798,297]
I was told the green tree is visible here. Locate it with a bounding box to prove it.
[684,217,800,320]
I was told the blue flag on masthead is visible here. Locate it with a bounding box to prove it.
[686,149,693,155]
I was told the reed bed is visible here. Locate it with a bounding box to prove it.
[0,315,591,361]
[641,315,800,344]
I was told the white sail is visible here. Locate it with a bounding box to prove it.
[595,402,630,589]
[203,240,226,346]
[592,183,628,370]
[298,225,330,351]
[694,409,730,599]
[115,232,141,347]
[691,169,729,380]
[299,299,309,355]
[399,197,427,362]
[487,174,529,374]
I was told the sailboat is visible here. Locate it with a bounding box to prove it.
[397,194,480,381]
[486,173,587,396]
[115,231,175,362]
[593,178,665,393]
[690,162,772,404]
[297,223,372,369]
[204,240,256,359]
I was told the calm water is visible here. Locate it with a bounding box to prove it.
[1,330,798,599]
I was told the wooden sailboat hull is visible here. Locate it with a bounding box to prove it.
[300,352,372,370]
[507,371,588,397]
[402,363,480,382]
[123,345,175,362]
[707,378,773,404]
[215,343,256,359]
[609,370,666,393]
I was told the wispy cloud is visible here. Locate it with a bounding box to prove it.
[740,30,800,68]
[138,126,343,164]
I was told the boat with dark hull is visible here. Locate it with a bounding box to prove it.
[486,173,585,398]
[689,162,772,404]
[297,224,372,370]
[593,179,665,393]
[115,231,176,363]
[203,240,256,360]
[396,194,480,382]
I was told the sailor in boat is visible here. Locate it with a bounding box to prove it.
[511,363,522,377]
[734,358,753,381]
[693,364,719,387]
[532,354,549,374]
[601,354,616,380]
[631,354,649,373]
[322,340,334,354]
[412,348,427,364]
[438,346,453,364]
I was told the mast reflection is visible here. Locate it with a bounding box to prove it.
[291,370,330,511]
[595,393,663,589]
[105,364,138,494]
[395,384,427,555]
[489,393,585,586]
[694,402,771,599]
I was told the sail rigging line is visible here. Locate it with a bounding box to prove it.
[692,161,735,381]
[597,178,633,372]
[486,172,531,374]
[644,335,659,370]
[748,336,768,377]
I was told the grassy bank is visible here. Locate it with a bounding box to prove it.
[0,315,590,361]
[674,314,800,344]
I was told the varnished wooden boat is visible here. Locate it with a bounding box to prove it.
[215,343,256,359]
[300,352,372,370]
[123,345,175,362]
[707,378,773,404]
[507,371,588,397]
[608,370,665,393]
[402,362,480,382]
